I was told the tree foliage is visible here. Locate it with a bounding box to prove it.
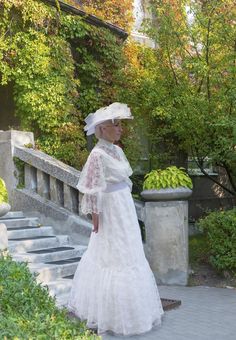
[119,0,236,196]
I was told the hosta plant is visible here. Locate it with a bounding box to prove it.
[143,166,193,190]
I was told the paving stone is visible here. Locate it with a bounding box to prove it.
[102,285,236,340]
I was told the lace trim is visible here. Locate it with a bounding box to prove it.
[96,139,121,161]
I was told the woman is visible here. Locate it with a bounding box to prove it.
[68,103,164,336]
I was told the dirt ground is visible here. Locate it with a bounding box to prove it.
[188,263,236,288]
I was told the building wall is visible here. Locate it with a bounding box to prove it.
[189,171,235,221]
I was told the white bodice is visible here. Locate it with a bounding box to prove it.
[77,139,133,214]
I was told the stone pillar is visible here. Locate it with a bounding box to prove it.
[0,223,8,250]
[0,130,34,206]
[144,200,189,285]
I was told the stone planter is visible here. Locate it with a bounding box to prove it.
[141,187,192,201]
[142,187,192,286]
[0,202,11,217]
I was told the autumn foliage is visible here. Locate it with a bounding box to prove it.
[65,0,134,31]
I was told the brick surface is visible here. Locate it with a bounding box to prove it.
[102,285,236,340]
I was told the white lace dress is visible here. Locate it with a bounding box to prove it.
[68,138,164,336]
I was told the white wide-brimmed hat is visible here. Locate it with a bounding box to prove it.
[84,102,133,136]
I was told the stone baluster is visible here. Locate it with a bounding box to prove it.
[37,169,50,199]
[71,187,79,214]
[63,184,78,213]
[24,164,37,192]
[50,177,64,206]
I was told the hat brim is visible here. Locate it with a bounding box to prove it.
[85,116,133,136]
[84,103,133,136]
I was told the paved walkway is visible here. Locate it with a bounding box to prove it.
[102,285,236,340]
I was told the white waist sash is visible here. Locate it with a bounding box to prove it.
[104,181,128,193]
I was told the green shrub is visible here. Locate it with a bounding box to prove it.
[0,255,98,339]
[198,209,236,273]
[143,166,193,190]
[0,178,8,204]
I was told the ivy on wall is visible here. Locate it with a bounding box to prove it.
[0,0,126,168]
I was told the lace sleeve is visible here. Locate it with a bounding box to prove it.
[76,151,106,215]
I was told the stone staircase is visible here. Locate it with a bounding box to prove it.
[1,211,89,308]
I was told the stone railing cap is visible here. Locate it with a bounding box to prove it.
[14,146,80,189]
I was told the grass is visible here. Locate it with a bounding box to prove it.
[189,233,210,268]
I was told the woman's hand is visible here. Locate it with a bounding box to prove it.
[92,213,99,233]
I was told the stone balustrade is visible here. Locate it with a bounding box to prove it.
[0,130,92,244]
[14,145,81,215]
[0,131,144,244]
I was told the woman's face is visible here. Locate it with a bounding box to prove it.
[101,120,123,143]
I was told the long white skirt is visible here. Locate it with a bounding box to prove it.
[68,185,164,336]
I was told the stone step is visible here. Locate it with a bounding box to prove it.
[5,211,87,307]
[12,244,86,263]
[9,235,69,253]
[0,211,24,219]
[56,292,70,309]
[44,279,73,297]
[30,259,80,282]
[7,226,39,230]
[75,217,93,238]
[0,217,40,227]
[7,226,54,240]
[63,274,74,279]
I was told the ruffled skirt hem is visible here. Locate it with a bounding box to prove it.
[67,255,164,336]
[67,308,164,337]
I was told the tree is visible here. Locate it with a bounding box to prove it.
[119,0,236,197]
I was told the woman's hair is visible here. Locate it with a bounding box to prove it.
[95,124,103,139]
[94,120,113,139]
